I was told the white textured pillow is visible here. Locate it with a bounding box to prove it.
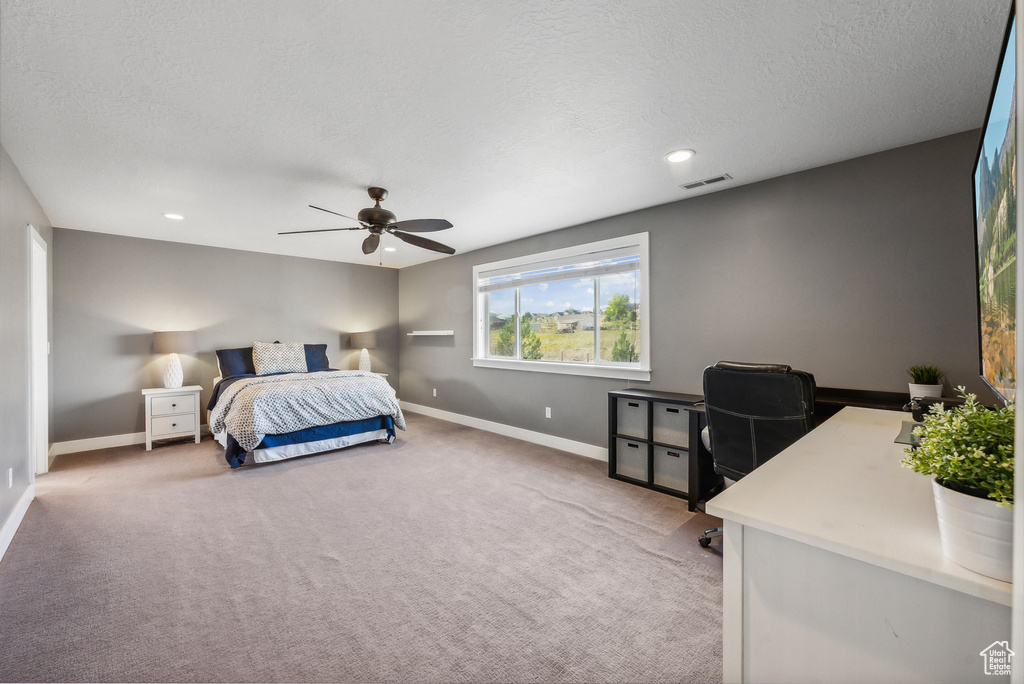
[252,341,307,375]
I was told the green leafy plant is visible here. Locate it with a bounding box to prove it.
[907,364,945,384]
[901,388,1014,507]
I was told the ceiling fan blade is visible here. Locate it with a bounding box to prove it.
[278,227,363,235]
[391,230,456,255]
[362,233,381,254]
[390,218,453,233]
[309,204,366,224]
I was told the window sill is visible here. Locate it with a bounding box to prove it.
[472,357,651,381]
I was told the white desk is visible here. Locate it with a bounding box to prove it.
[707,407,1012,684]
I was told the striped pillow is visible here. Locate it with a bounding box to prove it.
[252,341,307,375]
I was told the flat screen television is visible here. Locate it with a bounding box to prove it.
[973,2,1017,405]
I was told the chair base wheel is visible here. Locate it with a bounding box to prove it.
[698,536,711,548]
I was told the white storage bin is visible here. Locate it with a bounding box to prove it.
[653,446,689,492]
[615,437,648,481]
[652,402,688,446]
[616,398,648,439]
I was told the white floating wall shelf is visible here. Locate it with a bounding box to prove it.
[407,330,455,336]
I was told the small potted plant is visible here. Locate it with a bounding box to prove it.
[907,364,945,399]
[901,388,1014,582]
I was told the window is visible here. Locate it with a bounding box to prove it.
[473,233,650,380]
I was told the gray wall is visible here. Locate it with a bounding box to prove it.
[0,144,53,523]
[52,230,399,442]
[399,131,989,446]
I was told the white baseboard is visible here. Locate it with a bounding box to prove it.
[401,401,608,461]
[49,432,146,457]
[0,483,34,562]
[49,426,211,457]
[48,411,605,463]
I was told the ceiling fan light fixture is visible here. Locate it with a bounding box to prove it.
[162,213,185,220]
[665,149,695,163]
[285,188,455,256]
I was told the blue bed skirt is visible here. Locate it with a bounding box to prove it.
[225,415,396,468]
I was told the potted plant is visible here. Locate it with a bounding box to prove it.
[907,364,945,399]
[901,388,1014,582]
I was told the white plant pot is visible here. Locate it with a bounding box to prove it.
[931,480,1013,582]
[909,383,942,399]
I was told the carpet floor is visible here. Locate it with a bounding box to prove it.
[0,413,723,683]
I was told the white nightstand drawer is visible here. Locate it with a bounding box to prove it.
[151,394,197,416]
[151,413,196,437]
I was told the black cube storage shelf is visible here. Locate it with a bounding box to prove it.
[607,389,723,511]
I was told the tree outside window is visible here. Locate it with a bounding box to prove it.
[599,273,640,363]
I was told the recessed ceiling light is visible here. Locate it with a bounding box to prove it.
[665,149,695,163]
[383,247,396,252]
[162,213,185,220]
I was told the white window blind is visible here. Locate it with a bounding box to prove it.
[477,246,641,292]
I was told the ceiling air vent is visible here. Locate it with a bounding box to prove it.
[680,173,732,190]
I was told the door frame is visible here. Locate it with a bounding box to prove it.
[29,225,48,476]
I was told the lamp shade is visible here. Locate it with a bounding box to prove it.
[350,332,378,349]
[153,330,198,354]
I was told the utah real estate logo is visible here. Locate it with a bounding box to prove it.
[979,641,1014,677]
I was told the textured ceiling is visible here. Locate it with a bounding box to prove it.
[0,0,1012,268]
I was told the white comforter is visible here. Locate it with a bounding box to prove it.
[209,371,405,452]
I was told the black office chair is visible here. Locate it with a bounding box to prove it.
[698,361,816,547]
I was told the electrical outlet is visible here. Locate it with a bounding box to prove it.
[545,407,551,419]
[7,468,12,489]
[432,388,437,397]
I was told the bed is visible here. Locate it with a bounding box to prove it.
[207,342,405,468]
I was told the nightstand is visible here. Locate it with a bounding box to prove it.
[142,385,202,450]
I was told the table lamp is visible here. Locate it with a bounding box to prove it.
[350,331,378,372]
[153,330,197,388]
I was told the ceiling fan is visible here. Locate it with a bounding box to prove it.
[279,187,455,255]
